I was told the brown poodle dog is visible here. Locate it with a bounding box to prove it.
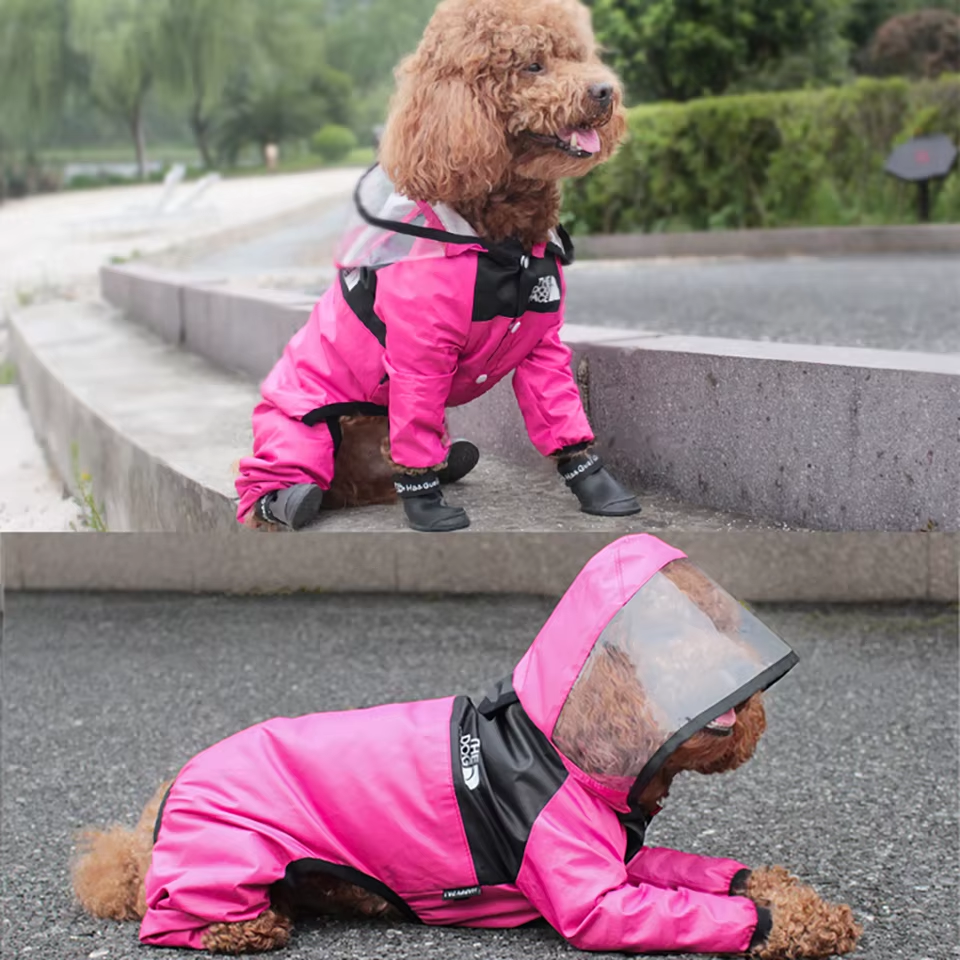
[73,561,860,957]
[247,0,628,528]
[72,695,859,958]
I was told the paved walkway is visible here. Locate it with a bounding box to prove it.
[0,169,360,530]
[565,254,960,354]
[184,212,960,354]
[2,594,955,959]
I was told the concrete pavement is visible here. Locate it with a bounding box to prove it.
[564,254,960,354]
[1,593,956,959]
[0,169,360,529]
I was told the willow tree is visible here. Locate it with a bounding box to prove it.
[0,0,77,141]
[69,0,164,178]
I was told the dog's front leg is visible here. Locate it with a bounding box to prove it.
[200,908,292,955]
[743,866,862,959]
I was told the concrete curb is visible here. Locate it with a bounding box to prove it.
[1,532,956,602]
[101,265,960,533]
[9,301,254,533]
[449,329,959,533]
[575,224,960,260]
[9,299,784,536]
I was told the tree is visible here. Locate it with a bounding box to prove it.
[844,0,958,70]
[324,0,436,94]
[69,0,164,178]
[215,73,334,166]
[0,0,78,135]
[155,0,256,168]
[586,0,852,102]
[866,8,960,79]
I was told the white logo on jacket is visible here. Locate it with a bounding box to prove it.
[529,276,561,305]
[459,733,481,790]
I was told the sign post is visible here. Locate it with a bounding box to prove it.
[884,135,958,223]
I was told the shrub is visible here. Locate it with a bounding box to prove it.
[867,10,960,80]
[563,74,960,233]
[310,124,359,164]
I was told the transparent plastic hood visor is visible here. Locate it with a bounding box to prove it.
[552,561,798,802]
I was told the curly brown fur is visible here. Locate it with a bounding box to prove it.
[553,640,766,803]
[379,0,627,248]
[201,909,293,955]
[661,558,743,634]
[380,428,448,476]
[273,872,399,922]
[554,646,663,784]
[744,867,862,959]
[637,692,767,811]
[72,781,171,921]
[326,416,397,508]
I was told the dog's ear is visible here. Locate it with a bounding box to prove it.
[380,69,511,205]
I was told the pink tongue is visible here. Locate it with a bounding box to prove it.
[711,708,738,728]
[560,127,602,155]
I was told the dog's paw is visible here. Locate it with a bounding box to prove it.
[243,513,283,533]
[747,867,861,959]
[201,909,292,954]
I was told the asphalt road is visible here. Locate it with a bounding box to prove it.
[564,254,960,354]
[2,594,956,960]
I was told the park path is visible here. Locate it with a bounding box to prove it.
[0,168,361,531]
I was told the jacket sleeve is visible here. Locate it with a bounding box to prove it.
[627,845,750,897]
[515,789,762,955]
[377,258,473,470]
[512,321,594,457]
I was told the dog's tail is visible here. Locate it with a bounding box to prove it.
[72,780,171,921]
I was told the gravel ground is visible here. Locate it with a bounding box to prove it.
[1,594,956,960]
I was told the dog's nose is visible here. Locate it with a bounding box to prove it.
[589,83,613,104]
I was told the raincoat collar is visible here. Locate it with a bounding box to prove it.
[350,164,575,266]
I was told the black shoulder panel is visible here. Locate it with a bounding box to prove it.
[620,813,650,864]
[472,250,564,323]
[451,686,568,886]
[340,267,386,347]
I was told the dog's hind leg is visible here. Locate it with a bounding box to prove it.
[72,780,171,921]
[326,416,397,508]
[200,909,293,954]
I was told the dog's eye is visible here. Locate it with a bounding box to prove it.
[526,63,544,74]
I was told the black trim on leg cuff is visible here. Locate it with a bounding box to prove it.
[750,904,773,951]
[730,868,752,896]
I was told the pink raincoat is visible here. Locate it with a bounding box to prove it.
[142,535,797,952]
[235,167,594,521]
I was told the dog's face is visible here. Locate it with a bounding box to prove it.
[380,0,627,203]
[552,557,773,809]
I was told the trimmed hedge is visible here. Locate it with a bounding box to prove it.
[563,76,960,234]
[311,124,359,164]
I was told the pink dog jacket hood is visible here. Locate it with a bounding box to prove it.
[252,166,591,480]
[142,536,797,954]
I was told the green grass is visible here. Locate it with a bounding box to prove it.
[0,361,16,386]
[39,143,202,166]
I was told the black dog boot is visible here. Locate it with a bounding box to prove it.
[558,451,642,517]
[255,483,324,530]
[394,471,470,532]
[437,440,480,485]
